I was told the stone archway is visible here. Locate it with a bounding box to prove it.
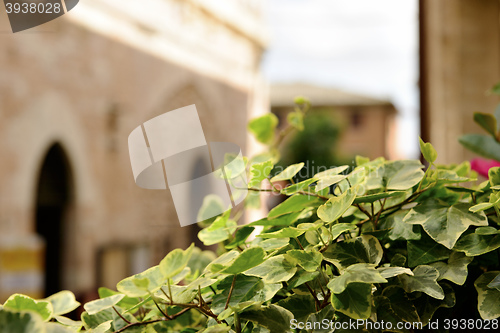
[35,143,73,296]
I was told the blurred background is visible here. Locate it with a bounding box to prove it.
[0,0,499,305]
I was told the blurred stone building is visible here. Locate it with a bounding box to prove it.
[271,83,398,160]
[0,0,267,301]
[420,0,500,164]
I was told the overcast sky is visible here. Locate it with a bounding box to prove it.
[262,0,419,158]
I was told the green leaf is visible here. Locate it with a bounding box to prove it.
[315,175,346,192]
[117,265,166,297]
[44,291,80,316]
[256,238,290,252]
[490,83,500,96]
[435,169,473,183]
[413,282,456,326]
[257,227,304,239]
[303,306,336,332]
[244,255,297,283]
[197,195,226,223]
[0,309,46,333]
[377,266,413,279]
[248,113,279,145]
[453,227,500,256]
[249,210,304,227]
[327,263,387,294]
[429,251,473,285]
[199,213,237,246]
[356,156,370,166]
[281,178,316,195]
[268,194,321,219]
[475,271,500,320]
[221,247,266,274]
[419,137,438,163]
[330,282,372,320]
[474,112,497,137]
[381,286,420,323]
[84,294,125,315]
[285,249,322,272]
[212,275,281,314]
[317,187,357,223]
[248,160,274,187]
[81,308,113,331]
[198,324,231,333]
[277,295,316,322]
[407,233,451,267]
[404,201,488,249]
[314,165,349,179]
[89,320,112,333]
[287,111,304,131]
[330,223,357,240]
[271,163,304,182]
[323,235,383,270]
[353,191,405,204]
[240,304,293,333]
[378,210,421,241]
[487,272,500,291]
[459,134,500,161]
[54,316,83,331]
[383,160,424,190]
[206,250,240,273]
[3,294,53,322]
[225,226,255,250]
[470,202,494,213]
[287,270,319,289]
[399,265,444,300]
[489,167,500,187]
[116,262,171,297]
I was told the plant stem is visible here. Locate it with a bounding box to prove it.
[225,275,237,310]
[112,306,131,325]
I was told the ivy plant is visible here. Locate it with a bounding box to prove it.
[2,97,500,332]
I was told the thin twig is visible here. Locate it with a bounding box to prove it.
[112,306,131,325]
[305,282,320,311]
[225,275,237,310]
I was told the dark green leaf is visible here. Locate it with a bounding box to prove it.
[459,134,500,161]
[475,271,500,320]
[453,227,500,256]
[240,304,293,333]
[225,226,255,250]
[212,275,281,315]
[474,112,497,137]
[268,195,322,219]
[429,251,473,285]
[277,295,316,322]
[286,249,322,272]
[407,235,451,267]
[330,283,372,320]
[221,247,266,274]
[404,201,487,249]
[327,263,387,294]
[399,265,444,300]
[323,235,383,270]
[378,210,421,241]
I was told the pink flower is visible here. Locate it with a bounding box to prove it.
[470,158,500,178]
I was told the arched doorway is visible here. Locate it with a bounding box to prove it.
[35,144,73,296]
